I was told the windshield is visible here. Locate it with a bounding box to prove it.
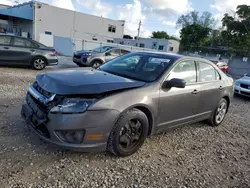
[92,46,112,53]
[99,53,175,82]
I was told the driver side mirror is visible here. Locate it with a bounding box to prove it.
[105,52,111,56]
[162,78,186,89]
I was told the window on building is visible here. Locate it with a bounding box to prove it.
[168,61,197,84]
[158,45,164,50]
[107,40,114,43]
[198,62,219,82]
[45,31,52,35]
[0,36,11,45]
[108,25,116,33]
[120,41,124,45]
[169,47,174,51]
[139,43,145,48]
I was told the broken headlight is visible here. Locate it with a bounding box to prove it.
[50,98,94,114]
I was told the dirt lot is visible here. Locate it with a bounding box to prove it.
[0,61,250,188]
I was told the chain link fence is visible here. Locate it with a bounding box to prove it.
[72,39,158,53]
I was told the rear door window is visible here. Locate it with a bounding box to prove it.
[0,36,11,45]
[120,49,130,55]
[198,62,219,82]
[13,37,33,47]
[110,49,120,56]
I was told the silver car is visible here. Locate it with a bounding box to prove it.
[21,52,234,157]
[235,73,250,97]
[73,46,130,68]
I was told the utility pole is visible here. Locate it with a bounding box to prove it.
[137,20,141,40]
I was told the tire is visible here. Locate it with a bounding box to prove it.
[208,98,228,126]
[31,57,46,70]
[90,60,102,68]
[107,108,149,157]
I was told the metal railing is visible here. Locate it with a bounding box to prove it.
[72,39,158,53]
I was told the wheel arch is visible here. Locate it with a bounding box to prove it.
[89,58,104,65]
[115,104,155,136]
[222,95,230,112]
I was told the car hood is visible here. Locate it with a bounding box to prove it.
[237,76,250,84]
[36,68,146,95]
[75,50,100,56]
[75,50,91,55]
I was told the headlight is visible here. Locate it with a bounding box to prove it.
[50,98,94,114]
[235,80,240,86]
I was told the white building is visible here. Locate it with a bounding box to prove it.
[0,1,125,43]
[114,38,180,53]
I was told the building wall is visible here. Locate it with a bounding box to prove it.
[34,2,125,42]
[167,40,180,53]
[114,38,180,53]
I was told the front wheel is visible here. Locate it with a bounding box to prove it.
[208,98,228,126]
[107,109,149,157]
[90,60,102,68]
[31,57,46,70]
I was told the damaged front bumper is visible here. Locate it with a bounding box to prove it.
[21,86,120,152]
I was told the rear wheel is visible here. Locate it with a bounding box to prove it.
[107,109,149,157]
[90,60,102,68]
[31,57,46,70]
[208,98,228,126]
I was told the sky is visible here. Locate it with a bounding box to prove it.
[2,0,250,38]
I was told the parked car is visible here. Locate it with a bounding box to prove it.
[210,60,229,73]
[21,52,234,156]
[234,73,250,97]
[0,34,58,70]
[73,46,130,68]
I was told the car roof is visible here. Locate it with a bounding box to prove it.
[131,52,218,65]
[132,52,183,61]
[0,34,27,40]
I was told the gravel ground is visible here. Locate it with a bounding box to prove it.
[0,60,250,188]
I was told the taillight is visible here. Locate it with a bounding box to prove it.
[51,50,57,55]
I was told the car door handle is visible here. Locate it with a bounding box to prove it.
[30,49,35,52]
[192,89,200,94]
[3,47,9,50]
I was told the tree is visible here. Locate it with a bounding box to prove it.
[221,5,250,55]
[123,35,133,39]
[180,24,211,51]
[177,11,215,28]
[151,31,170,39]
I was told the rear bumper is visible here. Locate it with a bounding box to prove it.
[21,95,120,152]
[47,56,58,66]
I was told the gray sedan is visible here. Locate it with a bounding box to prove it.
[21,52,234,156]
[235,73,250,97]
[0,34,58,70]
